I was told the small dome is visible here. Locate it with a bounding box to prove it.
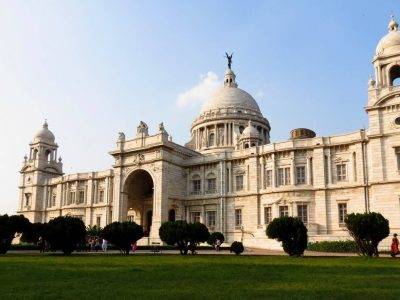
[241,120,259,138]
[376,17,400,55]
[33,121,55,143]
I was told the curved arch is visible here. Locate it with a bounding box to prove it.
[389,65,400,86]
[122,168,155,237]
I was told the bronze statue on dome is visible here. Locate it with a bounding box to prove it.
[225,52,233,69]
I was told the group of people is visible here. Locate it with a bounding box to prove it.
[86,237,108,252]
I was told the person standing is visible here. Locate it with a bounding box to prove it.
[102,239,108,252]
[391,233,399,257]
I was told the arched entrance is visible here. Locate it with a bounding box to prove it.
[123,169,154,237]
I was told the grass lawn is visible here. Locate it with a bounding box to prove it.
[1,254,400,299]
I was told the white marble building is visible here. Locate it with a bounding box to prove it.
[18,18,400,248]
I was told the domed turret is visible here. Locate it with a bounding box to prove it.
[33,120,55,144]
[242,120,259,138]
[376,16,400,56]
[237,120,261,149]
[188,54,271,153]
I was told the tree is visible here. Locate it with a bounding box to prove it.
[159,220,190,254]
[159,221,210,255]
[102,221,144,254]
[207,232,225,246]
[345,212,389,257]
[188,222,210,253]
[230,241,244,255]
[86,225,103,238]
[0,214,31,254]
[44,216,86,255]
[21,222,47,244]
[266,216,308,256]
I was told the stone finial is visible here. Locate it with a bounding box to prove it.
[23,154,28,163]
[368,75,376,87]
[58,156,62,163]
[388,14,398,32]
[43,119,48,129]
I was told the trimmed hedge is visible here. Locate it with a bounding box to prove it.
[307,241,357,253]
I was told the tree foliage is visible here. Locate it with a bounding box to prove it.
[44,216,86,255]
[21,222,47,244]
[86,225,103,238]
[207,232,225,246]
[159,221,210,255]
[230,241,244,255]
[102,221,144,254]
[266,216,308,256]
[345,212,389,257]
[0,214,31,254]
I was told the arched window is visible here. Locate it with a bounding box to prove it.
[389,65,400,86]
[244,143,249,149]
[209,133,215,147]
[45,149,51,162]
[33,149,38,160]
[168,209,176,222]
[251,143,256,147]
[239,126,245,134]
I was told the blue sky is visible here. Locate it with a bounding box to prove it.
[0,1,396,214]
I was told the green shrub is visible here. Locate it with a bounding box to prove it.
[159,221,210,255]
[307,240,357,253]
[345,212,389,257]
[207,232,225,246]
[44,216,86,255]
[266,216,308,256]
[0,214,31,254]
[102,221,144,255]
[230,241,244,255]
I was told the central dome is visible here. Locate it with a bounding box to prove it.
[201,85,262,115]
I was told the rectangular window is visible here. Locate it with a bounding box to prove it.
[206,211,216,227]
[235,175,244,191]
[52,194,56,207]
[297,204,308,224]
[206,178,216,193]
[99,190,104,203]
[192,180,201,195]
[396,147,400,170]
[284,167,291,185]
[336,164,347,182]
[68,191,75,205]
[78,190,85,204]
[296,166,306,185]
[264,206,272,224]
[265,170,272,187]
[338,203,347,225]
[24,193,31,207]
[279,205,289,217]
[190,211,201,223]
[235,209,242,228]
[96,215,101,228]
[278,167,291,186]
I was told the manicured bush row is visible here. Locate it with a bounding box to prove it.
[307,241,358,253]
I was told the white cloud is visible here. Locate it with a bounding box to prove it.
[254,90,265,99]
[176,71,220,108]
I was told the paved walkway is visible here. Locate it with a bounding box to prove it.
[6,248,391,257]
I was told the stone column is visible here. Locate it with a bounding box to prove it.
[150,162,169,243]
[306,157,311,185]
[291,156,295,185]
[260,157,265,190]
[272,153,276,187]
[224,123,227,146]
[327,149,332,184]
